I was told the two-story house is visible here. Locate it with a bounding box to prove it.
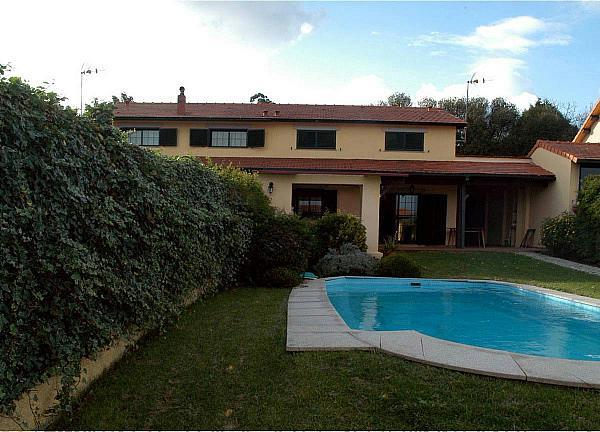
[113,87,598,255]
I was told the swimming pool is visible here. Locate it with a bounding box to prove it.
[326,277,600,361]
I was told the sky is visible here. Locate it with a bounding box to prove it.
[2,0,599,112]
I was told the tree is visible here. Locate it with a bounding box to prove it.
[417,97,437,108]
[486,98,520,155]
[250,92,272,103]
[510,99,578,155]
[111,92,133,104]
[379,92,412,107]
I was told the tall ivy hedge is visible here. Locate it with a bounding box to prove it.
[0,69,254,414]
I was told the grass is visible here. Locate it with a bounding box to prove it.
[54,252,600,430]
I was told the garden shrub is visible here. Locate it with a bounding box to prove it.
[574,176,600,264]
[316,244,379,277]
[244,212,315,285]
[312,213,367,262]
[541,213,578,259]
[378,254,422,278]
[261,267,302,288]
[541,177,600,264]
[0,70,255,415]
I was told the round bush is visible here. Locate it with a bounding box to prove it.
[312,213,367,262]
[261,267,302,288]
[378,254,422,278]
[541,213,578,258]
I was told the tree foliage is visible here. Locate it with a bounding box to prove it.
[385,92,578,156]
[111,92,134,104]
[379,92,412,107]
[250,92,272,103]
[542,176,600,264]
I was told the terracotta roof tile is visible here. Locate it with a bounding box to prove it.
[114,102,465,125]
[204,157,554,180]
[529,140,600,162]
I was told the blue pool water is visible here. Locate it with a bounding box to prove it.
[326,277,600,361]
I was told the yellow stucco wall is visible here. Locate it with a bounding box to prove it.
[115,120,457,160]
[585,121,600,143]
[256,173,381,254]
[529,148,579,245]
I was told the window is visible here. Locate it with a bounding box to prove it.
[298,194,322,217]
[296,130,336,149]
[210,130,247,147]
[385,131,424,151]
[127,129,159,146]
[580,165,600,189]
[292,188,337,217]
[395,194,418,243]
[122,128,177,146]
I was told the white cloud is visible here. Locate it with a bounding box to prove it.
[416,58,538,110]
[1,0,327,108]
[300,22,314,35]
[429,50,446,57]
[188,1,317,46]
[412,16,569,55]
[410,15,570,111]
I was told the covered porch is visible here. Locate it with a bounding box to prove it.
[379,175,550,249]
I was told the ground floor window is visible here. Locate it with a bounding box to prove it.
[292,188,337,218]
[395,194,418,243]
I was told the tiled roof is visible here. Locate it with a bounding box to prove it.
[573,99,600,143]
[114,102,465,125]
[204,157,555,180]
[529,140,600,162]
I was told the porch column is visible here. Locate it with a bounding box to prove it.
[456,182,466,248]
[361,176,382,257]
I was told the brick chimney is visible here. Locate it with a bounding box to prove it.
[177,86,186,115]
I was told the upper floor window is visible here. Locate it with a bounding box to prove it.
[122,128,177,146]
[296,130,336,149]
[129,129,159,146]
[385,131,424,152]
[190,129,265,148]
[211,130,247,147]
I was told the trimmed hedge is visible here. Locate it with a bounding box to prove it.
[0,72,254,413]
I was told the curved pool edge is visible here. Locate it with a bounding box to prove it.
[286,278,600,389]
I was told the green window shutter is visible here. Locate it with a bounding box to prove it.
[316,130,336,149]
[247,129,265,148]
[190,129,209,147]
[159,128,177,146]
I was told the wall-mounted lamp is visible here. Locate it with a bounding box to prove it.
[268,182,274,194]
[409,184,415,194]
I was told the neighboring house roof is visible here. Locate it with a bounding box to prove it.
[114,102,466,126]
[573,99,600,143]
[204,157,555,180]
[529,139,600,163]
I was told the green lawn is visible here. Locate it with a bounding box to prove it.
[54,252,600,430]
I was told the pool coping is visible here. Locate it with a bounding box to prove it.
[286,277,600,389]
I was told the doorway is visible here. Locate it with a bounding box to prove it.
[379,193,447,245]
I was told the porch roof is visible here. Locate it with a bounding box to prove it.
[529,139,600,163]
[204,157,555,180]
